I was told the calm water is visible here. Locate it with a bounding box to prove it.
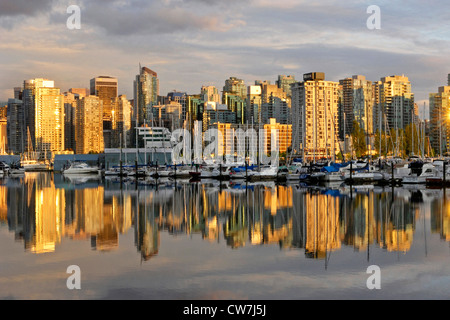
[0,172,449,300]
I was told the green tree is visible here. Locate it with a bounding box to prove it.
[351,120,367,158]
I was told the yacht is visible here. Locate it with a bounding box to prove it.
[63,162,100,175]
[250,165,278,181]
[9,165,25,176]
[321,171,345,183]
[228,166,257,180]
[21,159,49,171]
[0,161,10,174]
[104,166,127,176]
[341,162,384,184]
[168,165,192,179]
[402,163,438,184]
[151,166,173,179]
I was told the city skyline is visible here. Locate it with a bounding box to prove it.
[1,0,450,119]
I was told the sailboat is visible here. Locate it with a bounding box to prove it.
[21,128,49,171]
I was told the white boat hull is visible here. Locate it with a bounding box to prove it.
[64,169,99,174]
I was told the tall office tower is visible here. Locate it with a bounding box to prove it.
[448,74,450,86]
[111,94,132,148]
[34,84,64,155]
[63,92,77,152]
[0,107,7,155]
[22,78,55,152]
[291,72,340,160]
[201,85,220,103]
[338,75,374,140]
[6,99,24,154]
[276,75,296,97]
[90,76,117,121]
[374,75,414,133]
[223,77,247,100]
[134,66,159,127]
[75,96,104,154]
[371,81,381,134]
[429,86,450,156]
[186,94,203,130]
[64,89,88,151]
[90,76,118,148]
[247,84,262,124]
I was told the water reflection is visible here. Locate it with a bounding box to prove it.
[1,173,450,261]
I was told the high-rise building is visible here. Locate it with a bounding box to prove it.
[201,86,220,103]
[64,88,89,151]
[247,85,262,124]
[111,95,132,148]
[0,111,7,155]
[22,78,56,153]
[291,72,340,160]
[374,75,414,133]
[261,82,289,125]
[6,99,24,154]
[223,92,245,125]
[263,118,292,155]
[186,94,204,131]
[276,75,296,97]
[90,76,117,121]
[223,77,246,101]
[202,102,236,132]
[34,84,64,155]
[63,92,77,152]
[246,81,290,125]
[90,76,118,149]
[134,66,159,126]
[429,86,450,156]
[338,75,374,142]
[75,96,104,154]
[14,87,22,100]
[152,101,183,131]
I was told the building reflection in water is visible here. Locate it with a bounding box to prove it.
[1,174,450,260]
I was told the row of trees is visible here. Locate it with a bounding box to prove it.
[350,121,432,159]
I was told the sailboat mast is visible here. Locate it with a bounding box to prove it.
[324,89,328,162]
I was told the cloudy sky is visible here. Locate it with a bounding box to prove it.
[1,0,449,118]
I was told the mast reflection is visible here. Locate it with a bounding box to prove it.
[1,174,449,261]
